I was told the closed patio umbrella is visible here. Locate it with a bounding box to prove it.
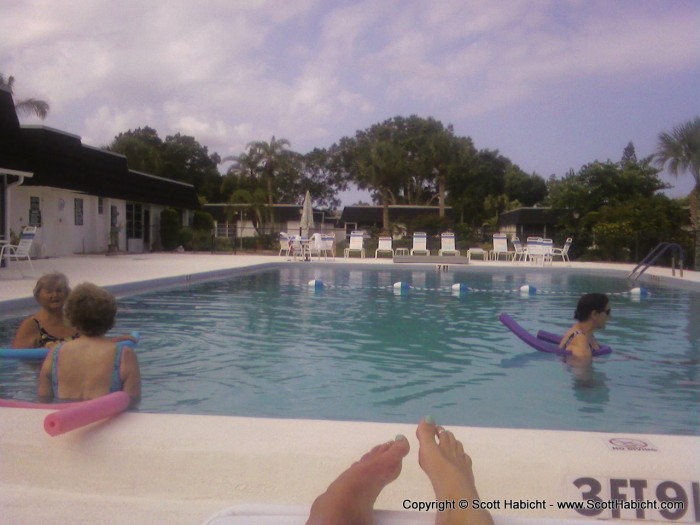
[300,190,314,238]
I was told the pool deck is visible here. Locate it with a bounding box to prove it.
[1,253,699,525]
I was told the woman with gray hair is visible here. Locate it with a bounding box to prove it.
[12,272,80,348]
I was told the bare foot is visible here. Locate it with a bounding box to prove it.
[306,435,410,525]
[416,418,494,525]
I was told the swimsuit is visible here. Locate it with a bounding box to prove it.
[33,318,80,347]
[51,341,127,398]
[562,330,597,354]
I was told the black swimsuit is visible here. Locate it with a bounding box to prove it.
[33,318,79,347]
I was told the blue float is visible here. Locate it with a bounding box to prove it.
[307,279,324,290]
[0,331,140,360]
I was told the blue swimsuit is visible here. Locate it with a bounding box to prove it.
[51,341,126,397]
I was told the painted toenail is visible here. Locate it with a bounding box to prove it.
[425,415,436,425]
[395,434,407,441]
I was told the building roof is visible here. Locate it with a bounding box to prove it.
[0,87,198,209]
[339,205,452,224]
[497,207,564,226]
[203,203,329,224]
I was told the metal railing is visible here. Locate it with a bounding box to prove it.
[628,242,684,281]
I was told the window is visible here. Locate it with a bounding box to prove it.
[74,198,84,226]
[98,197,104,215]
[29,196,41,227]
[126,203,143,239]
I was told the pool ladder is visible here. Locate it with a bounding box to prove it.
[628,242,684,281]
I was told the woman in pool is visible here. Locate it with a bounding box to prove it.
[12,273,80,348]
[38,283,141,407]
[559,292,611,364]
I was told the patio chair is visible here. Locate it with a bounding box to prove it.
[308,233,324,260]
[541,238,554,266]
[278,233,291,257]
[437,232,460,256]
[321,233,335,260]
[491,233,514,261]
[512,237,527,262]
[410,232,430,256]
[0,226,37,277]
[551,237,572,263]
[344,231,365,258]
[375,236,394,258]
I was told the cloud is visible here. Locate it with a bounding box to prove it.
[1,0,698,187]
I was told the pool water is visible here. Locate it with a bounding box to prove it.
[1,265,698,436]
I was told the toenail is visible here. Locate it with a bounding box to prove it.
[437,426,446,434]
[395,434,407,441]
[425,415,436,425]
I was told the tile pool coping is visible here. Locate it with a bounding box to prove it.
[1,254,699,525]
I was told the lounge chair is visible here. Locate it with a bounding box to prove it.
[0,226,36,277]
[491,233,514,261]
[375,236,394,258]
[438,232,460,256]
[344,231,365,258]
[551,237,572,263]
[410,232,430,256]
[541,238,554,266]
[321,233,335,260]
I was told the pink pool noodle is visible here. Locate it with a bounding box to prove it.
[43,391,130,436]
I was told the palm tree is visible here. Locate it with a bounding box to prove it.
[654,116,700,270]
[245,136,293,210]
[0,74,50,119]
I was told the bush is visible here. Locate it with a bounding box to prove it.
[160,209,181,250]
[192,211,215,231]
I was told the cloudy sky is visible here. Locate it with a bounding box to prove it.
[2,0,699,204]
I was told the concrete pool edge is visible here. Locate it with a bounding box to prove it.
[2,409,698,525]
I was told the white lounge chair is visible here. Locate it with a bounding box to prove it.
[438,232,460,256]
[491,233,514,261]
[551,237,572,263]
[410,232,430,256]
[344,231,365,258]
[321,233,335,259]
[375,236,394,258]
[0,226,36,277]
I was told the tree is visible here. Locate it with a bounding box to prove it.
[161,133,222,203]
[107,128,223,203]
[244,136,296,210]
[0,73,49,119]
[504,166,547,206]
[654,117,700,270]
[108,127,163,174]
[547,157,670,260]
[336,116,470,231]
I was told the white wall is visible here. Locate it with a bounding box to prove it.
[8,186,130,257]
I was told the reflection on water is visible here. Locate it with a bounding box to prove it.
[1,266,698,436]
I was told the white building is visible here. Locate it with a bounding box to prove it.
[1,87,198,257]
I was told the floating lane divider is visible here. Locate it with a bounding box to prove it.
[0,331,140,360]
[43,391,130,437]
[499,312,612,357]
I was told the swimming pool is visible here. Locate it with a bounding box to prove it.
[1,265,698,436]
